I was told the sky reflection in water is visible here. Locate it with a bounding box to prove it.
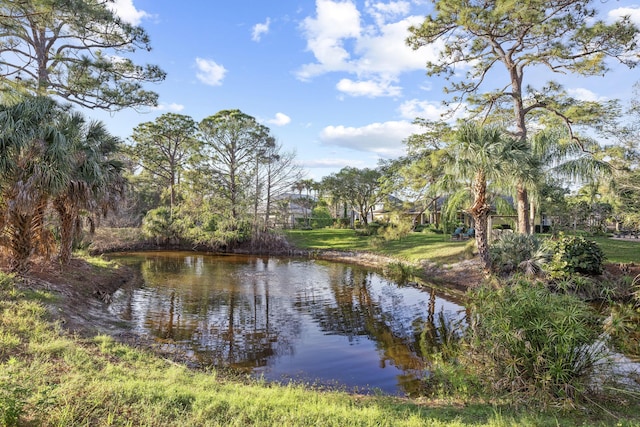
[108,251,465,395]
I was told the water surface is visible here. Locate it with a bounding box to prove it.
[108,251,465,395]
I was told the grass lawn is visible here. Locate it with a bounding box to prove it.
[284,229,473,264]
[592,236,640,264]
[285,228,640,265]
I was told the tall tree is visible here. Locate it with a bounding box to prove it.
[198,109,274,221]
[262,144,304,228]
[436,123,531,270]
[129,113,199,215]
[0,0,165,110]
[407,0,639,233]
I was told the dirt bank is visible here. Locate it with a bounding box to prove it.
[19,258,141,337]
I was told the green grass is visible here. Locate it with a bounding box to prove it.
[592,236,640,264]
[285,229,639,265]
[284,229,472,264]
[1,271,638,426]
[284,228,374,251]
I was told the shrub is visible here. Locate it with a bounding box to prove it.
[489,233,550,276]
[545,233,605,278]
[466,279,604,404]
[310,206,333,228]
[332,218,351,229]
[142,207,180,243]
[383,261,419,284]
[379,214,413,241]
[354,221,382,236]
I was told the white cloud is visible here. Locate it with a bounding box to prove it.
[365,1,411,26]
[296,1,441,97]
[195,58,227,86]
[297,0,362,79]
[152,103,185,112]
[267,112,291,126]
[252,18,271,42]
[567,87,607,102]
[107,0,150,25]
[355,16,438,75]
[320,120,420,157]
[398,99,465,121]
[336,78,401,97]
[608,6,640,25]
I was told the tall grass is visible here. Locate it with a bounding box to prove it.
[466,279,606,406]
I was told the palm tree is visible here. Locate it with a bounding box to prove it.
[528,127,611,234]
[0,97,72,273]
[53,114,125,264]
[437,122,531,270]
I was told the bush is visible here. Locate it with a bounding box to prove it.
[545,233,605,278]
[466,279,604,404]
[332,218,351,229]
[310,206,334,228]
[489,233,550,276]
[142,207,180,243]
[379,214,413,241]
[354,221,382,236]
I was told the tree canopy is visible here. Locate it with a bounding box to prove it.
[407,0,639,233]
[129,113,199,213]
[0,0,165,110]
[0,96,125,271]
[199,109,275,221]
[322,167,386,226]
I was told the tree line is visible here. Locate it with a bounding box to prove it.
[1,0,640,274]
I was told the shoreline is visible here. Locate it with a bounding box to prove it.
[19,243,482,368]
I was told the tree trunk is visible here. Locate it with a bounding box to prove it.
[54,196,76,265]
[516,184,529,234]
[510,65,531,235]
[529,201,536,234]
[473,211,491,271]
[470,171,492,271]
[8,211,35,274]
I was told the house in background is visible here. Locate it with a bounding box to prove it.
[266,193,315,228]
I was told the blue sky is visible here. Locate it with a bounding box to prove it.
[92,0,640,180]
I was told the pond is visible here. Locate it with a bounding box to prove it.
[107,251,466,396]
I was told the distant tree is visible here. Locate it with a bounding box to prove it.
[601,89,640,229]
[381,120,450,227]
[323,167,386,227]
[536,179,570,231]
[129,113,199,215]
[260,143,303,228]
[0,0,165,110]
[199,109,274,221]
[407,0,639,233]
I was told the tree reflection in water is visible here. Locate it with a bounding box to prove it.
[108,251,465,395]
